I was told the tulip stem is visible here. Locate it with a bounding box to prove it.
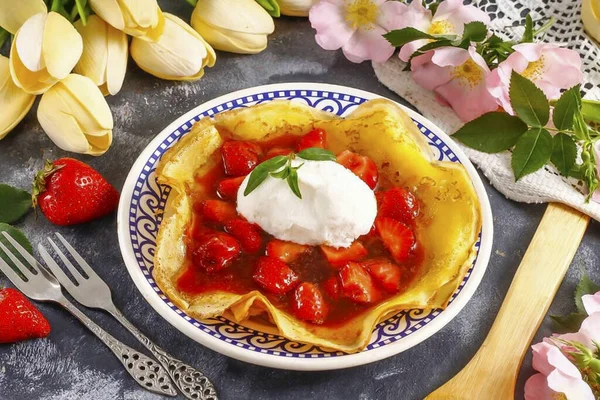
[51,0,62,12]
[184,0,198,6]
[74,0,88,25]
[0,28,8,50]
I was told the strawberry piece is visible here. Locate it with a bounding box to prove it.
[321,241,367,267]
[221,141,262,176]
[375,217,415,263]
[292,282,328,324]
[265,239,309,263]
[198,200,237,223]
[379,187,420,223]
[216,176,245,201]
[338,262,381,304]
[225,218,263,253]
[192,232,241,272]
[296,128,326,151]
[0,288,50,343]
[363,258,403,292]
[32,158,119,226]
[323,277,340,300]
[253,256,299,295]
[336,150,379,190]
[265,147,293,159]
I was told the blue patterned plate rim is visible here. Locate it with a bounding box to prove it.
[117,83,493,371]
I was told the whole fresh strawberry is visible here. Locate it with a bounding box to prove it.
[0,288,51,343]
[32,158,120,226]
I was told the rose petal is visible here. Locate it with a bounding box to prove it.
[310,1,355,51]
[582,292,600,315]
[430,47,471,67]
[547,369,595,400]
[342,26,395,63]
[377,1,407,31]
[524,373,556,400]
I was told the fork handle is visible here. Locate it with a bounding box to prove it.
[58,298,178,397]
[107,306,218,400]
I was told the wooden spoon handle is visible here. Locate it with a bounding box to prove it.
[426,203,589,399]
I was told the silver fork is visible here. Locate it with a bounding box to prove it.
[0,232,177,397]
[38,232,218,400]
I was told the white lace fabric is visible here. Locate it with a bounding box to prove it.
[373,0,600,221]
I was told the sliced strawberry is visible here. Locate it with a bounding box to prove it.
[225,218,263,253]
[363,258,403,292]
[379,187,420,223]
[296,128,326,151]
[197,200,237,223]
[265,147,293,159]
[221,141,262,176]
[321,242,367,267]
[336,150,379,190]
[292,282,328,324]
[375,217,415,263]
[192,233,241,272]
[216,176,245,201]
[253,256,299,295]
[266,239,310,263]
[338,262,381,303]
[323,277,340,300]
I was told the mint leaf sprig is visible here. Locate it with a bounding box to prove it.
[454,72,600,201]
[244,148,336,199]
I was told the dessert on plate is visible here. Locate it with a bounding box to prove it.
[153,99,481,353]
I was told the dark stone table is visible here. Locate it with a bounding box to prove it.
[1,2,598,399]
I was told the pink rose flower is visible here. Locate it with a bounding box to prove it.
[525,342,594,400]
[309,0,406,63]
[398,0,490,62]
[551,313,600,352]
[486,43,584,114]
[582,291,600,314]
[410,46,499,121]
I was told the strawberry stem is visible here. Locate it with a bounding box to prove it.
[31,160,64,209]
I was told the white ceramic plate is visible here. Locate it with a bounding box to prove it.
[117,83,493,371]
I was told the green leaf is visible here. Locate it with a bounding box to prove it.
[452,112,528,153]
[511,128,553,180]
[551,133,577,176]
[521,14,534,43]
[384,28,435,47]
[581,99,600,124]
[550,313,588,333]
[575,273,600,314]
[270,166,290,180]
[573,111,590,141]
[297,148,337,162]
[0,27,8,49]
[553,86,581,130]
[244,156,288,196]
[461,21,487,43]
[404,39,453,70]
[509,71,550,127]
[0,184,32,224]
[286,168,302,199]
[254,0,280,17]
[0,223,33,273]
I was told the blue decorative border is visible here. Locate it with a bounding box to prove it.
[127,90,480,358]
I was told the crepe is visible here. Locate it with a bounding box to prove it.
[153,99,482,353]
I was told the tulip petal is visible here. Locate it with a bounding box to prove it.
[15,12,47,72]
[9,37,56,94]
[106,23,128,95]
[119,0,159,28]
[192,0,274,35]
[88,0,125,30]
[0,56,35,139]
[193,20,267,54]
[0,0,46,34]
[43,12,83,80]
[60,74,113,131]
[86,130,113,155]
[74,15,109,86]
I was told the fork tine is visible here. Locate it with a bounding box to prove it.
[38,244,79,292]
[0,240,35,279]
[1,231,40,271]
[0,256,31,293]
[47,238,86,284]
[54,233,99,279]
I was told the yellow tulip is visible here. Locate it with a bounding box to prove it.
[88,0,164,41]
[9,12,83,95]
[0,55,35,140]
[191,0,274,54]
[583,0,600,43]
[74,15,128,96]
[0,0,46,34]
[130,13,215,81]
[37,74,113,156]
[279,0,317,16]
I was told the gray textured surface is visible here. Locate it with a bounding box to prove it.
[1,2,599,399]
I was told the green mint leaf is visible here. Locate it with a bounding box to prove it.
[581,99,600,124]
[254,0,280,17]
[384,28,435,47]
[244,155,288,196]
[0,184,32,224]
[297,148,337,162]
[511,128,553,180]
[270,166,290,180]
[509,71,550,127]
[573,111,590,141]
[551,133,577,176]
[0,223,33,274]
[550,313,588,333]
[575,273,600,314]
[553,86,581,130]
[461,21,487,43]
[453,112,528,153]
[521,14,534,43]
[286,168,302,199]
